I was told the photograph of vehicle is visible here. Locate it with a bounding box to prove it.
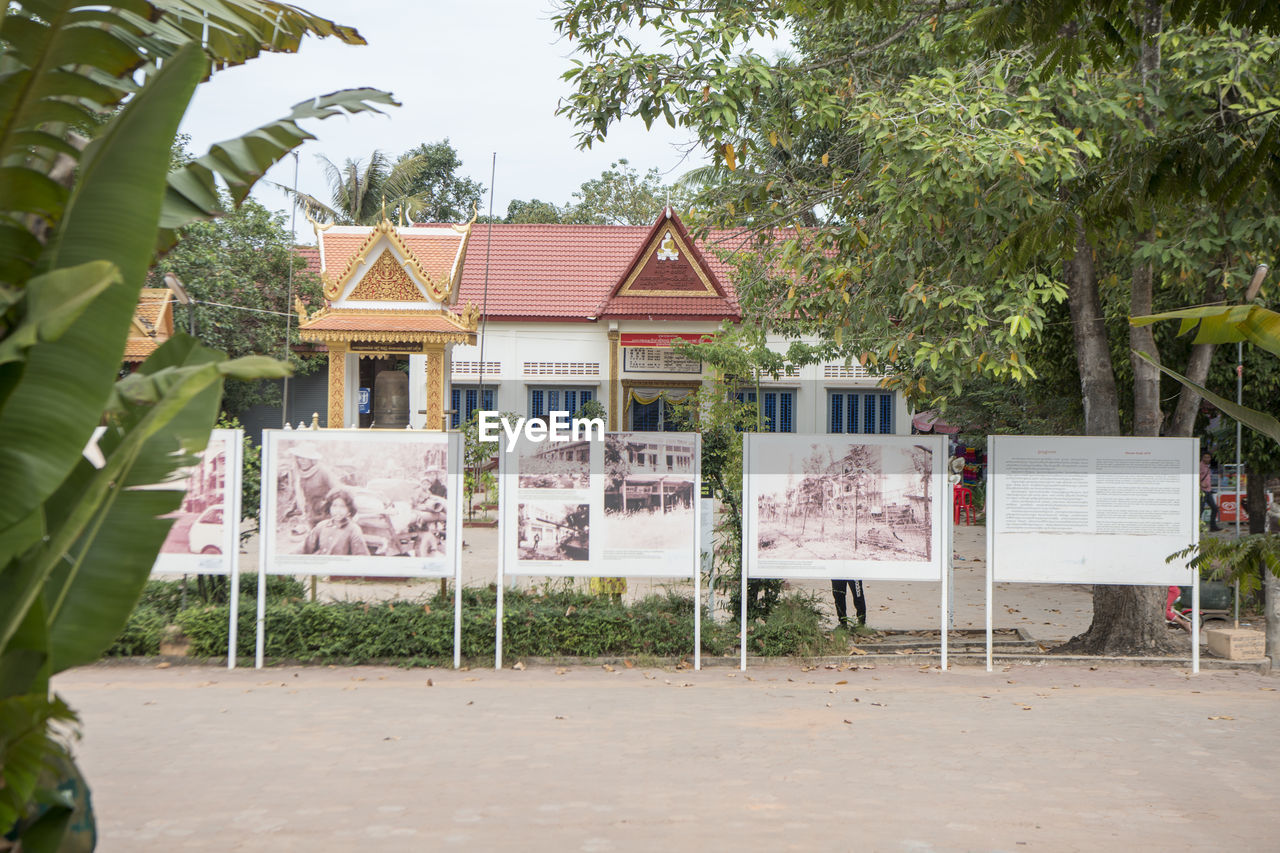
[602,433,696,550]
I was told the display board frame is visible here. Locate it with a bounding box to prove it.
[496,431,703,670]
[985,435,1200,672]
[740,433,950,670]
[255,429,465,668]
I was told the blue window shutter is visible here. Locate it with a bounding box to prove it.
[531,389,544,418]
[864,395,875,434]
[482,388,494,410]
[582,389,593,405]
[465,388,477,423]
[830,393,843,433]
[879,394,893,433]
[848,394,859,434]
[763,392,777,432]
[451,388,461,428]
[780,392,793,432]
[565,391,577,414]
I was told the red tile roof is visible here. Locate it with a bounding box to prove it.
[124,288,175,363]
[452,214,758,322]
[301,312,470,333]
[297,245,321,277]
[319,226,464,299]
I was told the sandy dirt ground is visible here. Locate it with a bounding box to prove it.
[57,661,1278,852]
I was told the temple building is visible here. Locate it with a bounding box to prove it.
[296,208,907,436]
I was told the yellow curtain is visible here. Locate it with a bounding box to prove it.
[624,387,692,413]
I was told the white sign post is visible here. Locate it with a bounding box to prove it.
[986,436,1200,672]
[497,431,703,670]
[256,429,465,669]
[149,428,243,668]
[741,434,949,670]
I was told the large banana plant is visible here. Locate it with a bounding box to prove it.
[0,2,392,844]
[1130,303,1280,445]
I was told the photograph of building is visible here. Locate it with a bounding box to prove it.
[517,501,590,561]
[603,433,696,551]
[756,439,934,563]
[517,438,591,490]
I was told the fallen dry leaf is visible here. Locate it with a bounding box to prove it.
[835,680,848,685]
[843,719,852,724]
[512,661,525,671]
[555,668,568,676]
[426,679,434,687]
[1208,715,1234,721]
[624,659,635,669]
[602,664,615,672]
[849,647,868,656]
[155,662,170,669]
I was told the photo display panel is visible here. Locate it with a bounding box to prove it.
[988,435,1197,585]
[152,428,242,576]
[501,431,700,578]
[745,433,946,581]
[261,429,461,578]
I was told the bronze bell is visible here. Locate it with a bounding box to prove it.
[372,369,410,429]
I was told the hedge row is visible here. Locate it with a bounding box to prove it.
[108,581,844,663]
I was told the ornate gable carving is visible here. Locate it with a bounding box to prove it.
[347,249,427,302]
[618,225,719,297]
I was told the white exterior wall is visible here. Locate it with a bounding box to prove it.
[434,320,909,436]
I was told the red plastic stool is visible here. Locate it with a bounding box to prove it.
[953,485,974,525]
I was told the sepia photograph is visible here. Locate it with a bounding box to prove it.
[516,437,591,490]
[517,500,590,561]
[272,435,449,560]
[602,433,696,550]
[158,435,228,557]
[756,439,934,562]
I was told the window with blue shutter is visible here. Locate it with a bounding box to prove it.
[828,391,896,434]
[529,386,596,420]
[450,385,495,428]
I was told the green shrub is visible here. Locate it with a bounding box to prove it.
[106,606,167,657]
[748,592,840,657]
[164,586,737,664]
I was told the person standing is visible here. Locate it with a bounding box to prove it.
[1200,451,1221,532]
[831,579,867,629]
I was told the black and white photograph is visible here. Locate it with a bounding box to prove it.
[517,500,590,561]
[603,433,696,550]
[272,435,449,560]
[756,439,934,562]
[158,435,228,557]
[516,438,591,490]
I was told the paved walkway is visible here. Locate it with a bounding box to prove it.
[58,661,1278,851]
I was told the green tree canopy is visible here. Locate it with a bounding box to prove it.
[552,0,1280,654]
[395,139,485,222]
[149,196,325,415]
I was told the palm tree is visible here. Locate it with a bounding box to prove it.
[289,150,432,225]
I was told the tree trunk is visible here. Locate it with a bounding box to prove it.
[1129,250,1163,436]
[1166,255,1229,437]
[1064,223,1120,436]
[1056,223,1178,655]
[1246,471,1267,536]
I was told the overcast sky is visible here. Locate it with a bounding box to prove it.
[177,0,709,239]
